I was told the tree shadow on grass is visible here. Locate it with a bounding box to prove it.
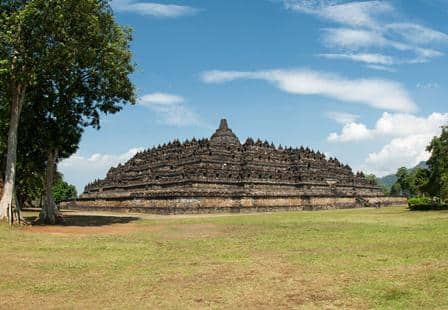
[26,214,140,227]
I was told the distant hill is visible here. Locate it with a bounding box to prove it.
[376,161,428,190]
[377,174,397,189]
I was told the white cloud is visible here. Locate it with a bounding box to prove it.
[328,122,372,142]
[201,71,253,84]
[201,69,417,113]
[59,147,144,193]
[111,0,199,17]
[318,52,394,65]
[387,23,448,45]
[322,28,388,50]
[326,111,359,124]
[284,0,447,66]
[139,92,202,126]
[328,112,448,142]
[328,111,448,176]
[284,0,392,28]
[417,48,444,63]
[140,92,184,105]
[366,64,396,72]
[364,135,431,176]
[374,112,448,136]
[322,28,444,63]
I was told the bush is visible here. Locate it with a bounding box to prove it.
[408,196,448,211]
[53,180,77,203]
[408,197,432,206]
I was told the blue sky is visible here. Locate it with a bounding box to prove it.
[59,0,448,193]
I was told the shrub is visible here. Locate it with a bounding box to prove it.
[53,180,77,203]
[408,196,448,211]
[408,197,432,206]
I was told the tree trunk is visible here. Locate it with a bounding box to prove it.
[0,81,25,222]
[12,189,26,224]
[38,149,63,224]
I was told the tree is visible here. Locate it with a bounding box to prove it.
[0,0,47,221]
[28,95,82,223]
[392,166,430,198]
[395,167,411,197]
[52,178,77,204]
[390,182,402,196]
[413,168,430,196]
[427,126,448,200]
[0,80,47,220]
[35,1,135,224]
[13,106,47,211]
[0,0,135,223]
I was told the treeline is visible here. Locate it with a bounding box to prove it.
[0,0,135,224]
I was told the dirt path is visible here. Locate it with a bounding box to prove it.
[59,209,265,220]
[21,209,244,236]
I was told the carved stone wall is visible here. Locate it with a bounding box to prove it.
[61,196,406,214]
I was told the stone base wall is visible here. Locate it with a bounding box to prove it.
[61,196,406,215]
[81,182,384,200]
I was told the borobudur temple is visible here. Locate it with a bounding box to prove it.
[63,119,405,213]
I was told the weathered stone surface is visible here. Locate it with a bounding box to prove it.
[62,119,407,213]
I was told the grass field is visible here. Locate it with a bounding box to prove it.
[1,206,448,309]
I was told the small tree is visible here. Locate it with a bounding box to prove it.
[413,168,430,196]
[390,182,402,196]
[392,166,431,198]
[53,179,77,204]
[395,167,411,197]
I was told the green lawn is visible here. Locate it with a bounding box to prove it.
[1,206,448,309]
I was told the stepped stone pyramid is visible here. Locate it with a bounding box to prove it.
[63,119,405,213]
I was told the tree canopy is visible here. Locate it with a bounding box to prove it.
[392,167,430,198]
[426,126,448,200]
[52,178,77,204]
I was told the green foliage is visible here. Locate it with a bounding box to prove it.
[391,166,430,197]
[22,0,136,161]
[0,0,135,209]
[0,81,47,206]
[390,182,402,196]
[377,162,428,193]
[414,168,430,194]
[408,196,433,206]
[396,167,412,197]
[382,126,447,203]
[426,125,448,200]
[52,179,77,203]
[408,196,448,211]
